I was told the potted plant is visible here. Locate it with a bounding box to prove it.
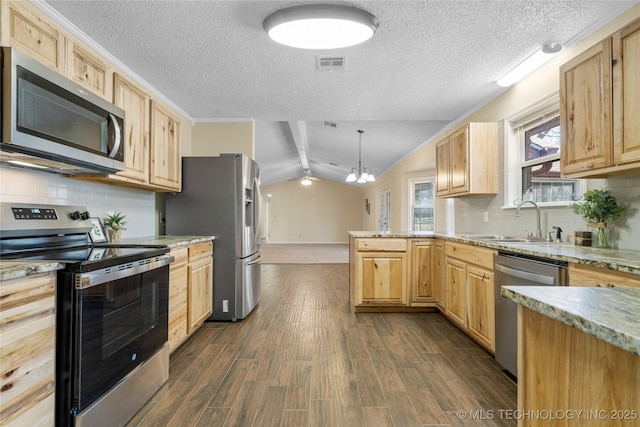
[103,212,127,242]
[569,188,625,248]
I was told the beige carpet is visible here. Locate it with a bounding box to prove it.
[260,243,348,264]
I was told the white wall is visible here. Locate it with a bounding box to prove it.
[362,4,640,250]
[0,167,158,237]
[261,179,363,243]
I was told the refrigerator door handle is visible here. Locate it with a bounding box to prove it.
[247,255,262,266]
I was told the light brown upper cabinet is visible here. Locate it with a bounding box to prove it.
[113,73,151,183]
[0,0,64,72]
[65,38,113,100]
[435,122,498,198]
[560,17,640,177]
[150,100,182,191]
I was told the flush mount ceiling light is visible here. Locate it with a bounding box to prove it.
[263,4,379,49]
[346,130,375,184]
[497,43,563,87]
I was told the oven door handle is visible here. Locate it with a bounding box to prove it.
[75,254,174,289]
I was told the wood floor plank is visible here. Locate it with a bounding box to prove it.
[362,407,394,427]
[222,379,268,427]
[252,385,287,427]
[396,367,449,425]
[281,410,310,427]
[353,358,386,407]
[309,399,338,427]
[284,360,312,410]
[127,264,515,427]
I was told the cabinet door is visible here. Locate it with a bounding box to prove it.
[434,241,446,308]
[150,101,181,190]
[445,258,466,327]
[0,0,65,72]
[410,241,434,304]
[466,265,495,352]
[66,39,112,100]
[357,252,407,304]
[560,38,613,176]
[435,139,450,196]
[449,126,469,194]
[613,18,640,165]
[168,247,188,352]
[113,73,150,183]
[188,256,213,333]
[0,272,56,426]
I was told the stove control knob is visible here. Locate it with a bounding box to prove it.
[70,211,81,220]
[80,211,90,220]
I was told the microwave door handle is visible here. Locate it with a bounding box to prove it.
[108,113,122,158]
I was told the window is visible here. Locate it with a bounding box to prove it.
[506,93,580,206]
[409,178,434,232]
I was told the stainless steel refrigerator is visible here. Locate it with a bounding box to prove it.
[165,154,262,321]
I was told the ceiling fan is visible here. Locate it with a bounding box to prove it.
[289,168,321,186]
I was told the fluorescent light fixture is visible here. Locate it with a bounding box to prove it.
[263,4,379,49]
[7,160,49,169]
[497,43,562,87]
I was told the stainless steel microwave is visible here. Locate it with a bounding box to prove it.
[1,47,125,175]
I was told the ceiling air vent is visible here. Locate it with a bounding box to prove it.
[317,56,346,71]
[323,121,337,128]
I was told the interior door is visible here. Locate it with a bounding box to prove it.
[378,186,391,232]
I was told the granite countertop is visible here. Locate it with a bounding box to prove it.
[347,231,640,277]
[0,235,215,281]
[502,285,640,355]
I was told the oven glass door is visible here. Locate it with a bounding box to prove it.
[75,265,168,411]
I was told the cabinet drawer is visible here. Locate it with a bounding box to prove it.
[445,242,495,270]
[188,240,213,261]
[569,263,640,288]
[356,238,406,252]
[170,247,188,268]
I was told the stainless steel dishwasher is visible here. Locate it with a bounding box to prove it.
[494,251,568,377]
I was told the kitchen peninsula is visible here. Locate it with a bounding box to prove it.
[348,231,640,355]
[502,286,639,427]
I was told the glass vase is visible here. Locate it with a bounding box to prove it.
[590,223,611,248]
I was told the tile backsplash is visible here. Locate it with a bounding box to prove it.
[0,167,157,238]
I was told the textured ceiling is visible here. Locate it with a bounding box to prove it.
[42,0,638,186]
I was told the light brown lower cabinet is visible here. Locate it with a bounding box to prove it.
[444,242,496,353]
[350,237,408,308]
[410,240,436,306]
[569,263,640,288]
[187,241,213,333]
[434,240,446,309]
[168,240,213,353]
[519,306,638,427]
[0,271,56,426]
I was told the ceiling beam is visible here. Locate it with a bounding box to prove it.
[287,121,311,175]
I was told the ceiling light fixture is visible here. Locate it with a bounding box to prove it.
[263,4,379,49]
[345,130,375,184]
[496,43,563,87]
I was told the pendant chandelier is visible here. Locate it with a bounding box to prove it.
[345,130,375,184]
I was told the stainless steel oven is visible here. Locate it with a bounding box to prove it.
[57,251,171,426]
[0,203,172,427]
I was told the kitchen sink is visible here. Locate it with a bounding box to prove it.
[460,234,548,243]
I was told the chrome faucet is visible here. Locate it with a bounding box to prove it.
[516,200,543,238]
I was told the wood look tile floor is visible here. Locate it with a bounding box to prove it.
[127,264,516,427]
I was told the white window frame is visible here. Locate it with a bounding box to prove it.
[377,185,391,232]
[408,177,435,232]
[504,92,582,208]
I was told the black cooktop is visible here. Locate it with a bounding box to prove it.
[3,244,170,272]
